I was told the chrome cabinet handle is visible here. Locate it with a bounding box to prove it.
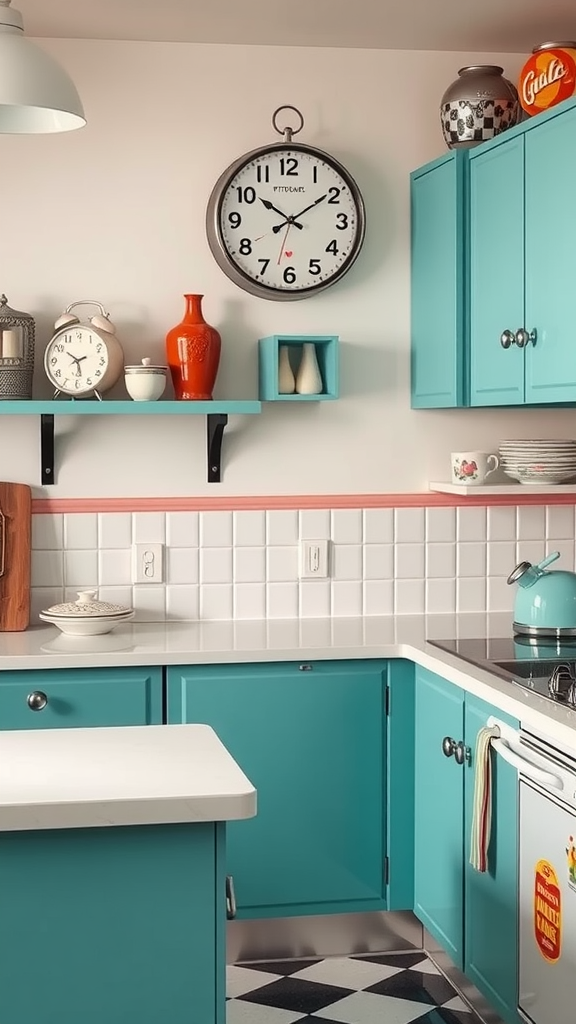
[454,742,471,766]
[500,330,515,349]
[225,875,237,919]
[27,691,48,711]
[514,328,537,348]
[442,736,458,758]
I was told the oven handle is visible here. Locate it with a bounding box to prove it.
[487,716,564,791]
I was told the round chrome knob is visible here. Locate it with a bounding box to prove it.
[27,690,48,711]
[515,328,537,348]
[442,736,457,758]
[500,329,515,349]
[454,741,470,765]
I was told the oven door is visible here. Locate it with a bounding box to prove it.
[519,778,576,1024]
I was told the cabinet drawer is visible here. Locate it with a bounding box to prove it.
[0,667,163,730]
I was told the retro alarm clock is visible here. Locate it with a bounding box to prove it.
[44,300,125,399]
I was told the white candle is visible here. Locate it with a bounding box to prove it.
[1,329,22,359]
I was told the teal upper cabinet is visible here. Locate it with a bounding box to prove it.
[167,660,388,919]
[410,151,467,408]
[469,136,526,405]
[0,667,163,730]
[412,97,576,409]
[469,100,576,406]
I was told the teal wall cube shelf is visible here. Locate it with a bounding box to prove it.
[258,335,339,402]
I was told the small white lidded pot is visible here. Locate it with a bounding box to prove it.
[124,357,168,401]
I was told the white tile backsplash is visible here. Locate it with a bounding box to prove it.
[266,510,299,545]
[331,509,363,544]
[546,505,576,540]
[233,511,266,547]
[32,514,63,550]
[64,513,98,550]
[29,502,576,622]
[394,507,425,543]
[517,505,546,541]
[363,508,394,544]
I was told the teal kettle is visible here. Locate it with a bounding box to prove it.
[507,551,576,637]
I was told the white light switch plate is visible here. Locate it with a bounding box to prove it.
[133,543,164,584]
[299,539,329,579]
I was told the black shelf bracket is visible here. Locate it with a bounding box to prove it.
[207,413,228,483]
[40,414,55,486]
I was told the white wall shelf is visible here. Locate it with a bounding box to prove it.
[429,481,576,496]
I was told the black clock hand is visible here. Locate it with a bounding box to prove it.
[259,197,303,230]
[272,194,327,233]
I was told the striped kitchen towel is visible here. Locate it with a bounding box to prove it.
[469,725,500,872]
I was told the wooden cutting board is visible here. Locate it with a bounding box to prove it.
[0,482,31,631]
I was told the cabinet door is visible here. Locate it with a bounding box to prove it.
[411,152,466,408]
[414,666,465,968]
[524,104,576,403]
[469,137,525,406]
[168,660,387,918]
[0,667,163,730]
[464,694,519,1024]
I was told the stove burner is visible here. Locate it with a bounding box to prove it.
[548,663,576,705]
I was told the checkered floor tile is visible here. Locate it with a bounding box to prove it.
[227,951,482,1023]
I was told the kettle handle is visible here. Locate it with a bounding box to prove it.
[536,552,560,570]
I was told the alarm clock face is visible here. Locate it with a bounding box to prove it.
[45,326,109,395]
[207,144,365,300]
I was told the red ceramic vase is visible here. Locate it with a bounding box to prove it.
[166,294,221,400]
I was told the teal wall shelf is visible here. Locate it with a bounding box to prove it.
[0,400,261,485]
[0,400,261,416]
[258,335,339,401]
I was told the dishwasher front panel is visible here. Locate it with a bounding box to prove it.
[519,779,576,1024]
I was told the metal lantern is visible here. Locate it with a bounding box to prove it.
[0,294,35,400]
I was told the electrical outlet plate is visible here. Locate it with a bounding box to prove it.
[133,543,164,584]
[299,539,329,579]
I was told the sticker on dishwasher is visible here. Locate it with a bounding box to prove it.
[566,836,576,891]
[534,859,562,962]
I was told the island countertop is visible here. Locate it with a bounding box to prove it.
[1,613,576,749]
[0,723,257,832]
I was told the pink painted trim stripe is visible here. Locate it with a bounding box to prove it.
[32,492,576,513]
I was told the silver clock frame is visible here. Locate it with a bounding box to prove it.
[205,141,366,301]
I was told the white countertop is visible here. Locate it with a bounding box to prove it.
[1,613,576,749]
[0,723,257,832]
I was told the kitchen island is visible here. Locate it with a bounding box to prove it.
[0,723,256,1024]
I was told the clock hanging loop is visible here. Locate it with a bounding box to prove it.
[271,104,304,144]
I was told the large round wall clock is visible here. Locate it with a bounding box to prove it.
[205,106,366,301]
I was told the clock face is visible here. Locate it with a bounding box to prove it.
[207,144,365,300]
[45,326,110,395]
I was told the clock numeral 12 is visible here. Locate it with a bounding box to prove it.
[279,157,298,176]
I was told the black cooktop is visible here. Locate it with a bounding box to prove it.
[428,636,576,706]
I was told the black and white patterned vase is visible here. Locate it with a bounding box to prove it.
[440,65,521,149]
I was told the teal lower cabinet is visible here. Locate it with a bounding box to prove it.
[464,692,519,1024]
[167,659,388,918]
[0,821,226,1024]
[414,666,520,1024]
[0,667,163,730]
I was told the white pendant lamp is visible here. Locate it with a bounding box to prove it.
[0,0,85,133]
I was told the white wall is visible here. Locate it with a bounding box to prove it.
[1,39,571,498]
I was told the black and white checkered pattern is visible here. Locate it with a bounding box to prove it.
[441,99,519,148]
[227,950,482,1023]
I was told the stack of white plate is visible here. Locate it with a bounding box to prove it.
[499,439,576,485]
[39,590,134,636]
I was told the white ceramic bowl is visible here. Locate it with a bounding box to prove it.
[124,358,167,401]
[39,611,134,636]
